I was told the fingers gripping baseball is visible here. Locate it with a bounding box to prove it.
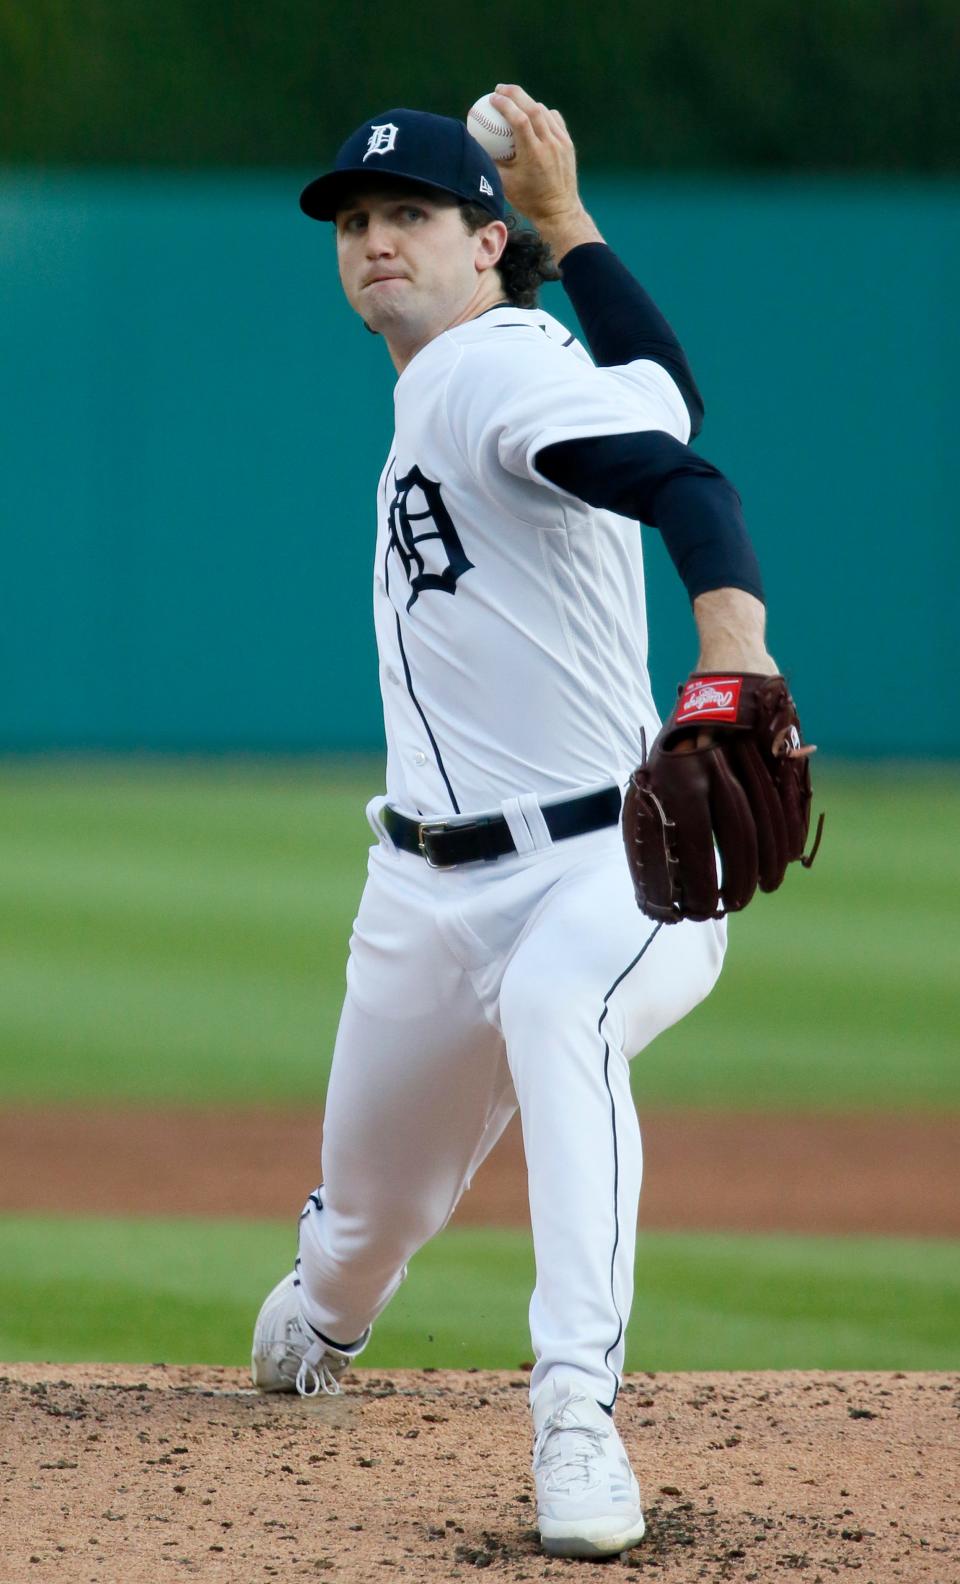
[495,84,570,148]
[486,85,580,228]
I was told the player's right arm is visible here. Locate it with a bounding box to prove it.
[492,85,704,438]
[482,95,764,632]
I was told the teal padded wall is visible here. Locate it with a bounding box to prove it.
[2,173,956,755]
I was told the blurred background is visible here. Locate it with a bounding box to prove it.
[0,1,957,1373]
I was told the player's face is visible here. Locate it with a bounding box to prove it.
[334,186,506,367]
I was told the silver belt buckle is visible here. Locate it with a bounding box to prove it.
[417,819,449,868]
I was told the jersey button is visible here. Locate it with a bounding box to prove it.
[413,751,428,767]
[385,667,400,685]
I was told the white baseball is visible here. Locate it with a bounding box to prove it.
[466,93,516,164]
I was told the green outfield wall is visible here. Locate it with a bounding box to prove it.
[3,0,957,172]
[2,174,957,756]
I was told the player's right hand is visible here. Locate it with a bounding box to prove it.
[490,85,591,248]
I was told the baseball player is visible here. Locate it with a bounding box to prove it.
[251,85,815,1559]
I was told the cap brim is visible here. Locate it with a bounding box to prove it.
[300,167,501,221]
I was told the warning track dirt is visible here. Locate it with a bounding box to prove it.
[2,1106,958,1236]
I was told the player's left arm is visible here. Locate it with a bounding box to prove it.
[536,428,821,918]
[538,420,776,669]
[536,429,763,613]
[537,426,777,675]
[492,85,704,438]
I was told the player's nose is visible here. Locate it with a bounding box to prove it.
[364,218,398,257]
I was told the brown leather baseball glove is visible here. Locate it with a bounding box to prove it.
[623,672,823,924]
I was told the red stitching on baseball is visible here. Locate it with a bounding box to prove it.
[470,110,512,138]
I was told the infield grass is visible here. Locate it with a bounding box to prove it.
[0,759,956,1111]
[0,1217,956,1373]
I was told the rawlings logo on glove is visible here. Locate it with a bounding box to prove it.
[675,678,742,723]
[622,672,823,924]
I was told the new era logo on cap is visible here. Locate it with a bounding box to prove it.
[479,175,493,195]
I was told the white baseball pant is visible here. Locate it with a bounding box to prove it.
[297,793,725,1407]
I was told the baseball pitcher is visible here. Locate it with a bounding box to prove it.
[251,84,817,1560]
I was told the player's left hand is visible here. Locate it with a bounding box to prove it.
[489,85,583,234]
[622,672,824,923]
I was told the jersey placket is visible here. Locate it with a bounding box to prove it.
[375,462,462,816]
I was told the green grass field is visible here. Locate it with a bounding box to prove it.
[1,1217,956,1372]
[0,759,956,1110]
[1,759,957,1372]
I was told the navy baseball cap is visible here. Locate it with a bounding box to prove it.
[299,108,506,223]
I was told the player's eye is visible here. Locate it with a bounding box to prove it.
[401,206,425,222]
[341,213,367,232]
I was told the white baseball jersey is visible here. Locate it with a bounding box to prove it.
[373,304,692,816]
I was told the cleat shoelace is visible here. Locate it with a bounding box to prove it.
[276,1315,344,1397]
[534,1399,611,1495]
[295,1339,343,1397]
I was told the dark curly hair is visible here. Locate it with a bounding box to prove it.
[460,203,559,309]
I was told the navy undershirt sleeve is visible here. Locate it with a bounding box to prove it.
[559,243,705,439]
[535,430,764,605]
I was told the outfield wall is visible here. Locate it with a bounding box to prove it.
[2,174,956,756]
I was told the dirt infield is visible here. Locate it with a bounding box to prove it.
[2,1106,958,1236]
[4,1111,957,1580]
[2,1365,956,1583]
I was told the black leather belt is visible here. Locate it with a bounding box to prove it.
[381,785,622,869]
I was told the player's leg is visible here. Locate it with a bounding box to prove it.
[293,845,515,1350]
[296,981,514,1346]
[497,829,725,1410]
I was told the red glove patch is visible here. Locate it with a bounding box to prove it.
[675,675,743,726]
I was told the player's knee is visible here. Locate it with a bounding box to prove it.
[619,919,727,1056]
[678,917,726,1009]
[304,1188,451,1271]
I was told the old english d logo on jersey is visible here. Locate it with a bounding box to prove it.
[387,465,475,611]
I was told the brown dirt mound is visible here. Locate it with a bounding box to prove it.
[2,1107,959,1236]
[1,1366,956,1582]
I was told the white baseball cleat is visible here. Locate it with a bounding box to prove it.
[532,1378,646,1558]
[251,1271,367,1397]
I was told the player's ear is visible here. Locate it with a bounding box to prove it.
[474,220,508,273]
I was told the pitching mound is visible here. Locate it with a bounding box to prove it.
[1,1367,956,1582]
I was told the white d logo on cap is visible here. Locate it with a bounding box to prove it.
[364,124,399,160]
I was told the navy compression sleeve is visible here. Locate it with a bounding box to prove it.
[559,243,704,439]
[536,430,764,605]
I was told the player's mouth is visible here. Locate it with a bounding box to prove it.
[363,272,409,289]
